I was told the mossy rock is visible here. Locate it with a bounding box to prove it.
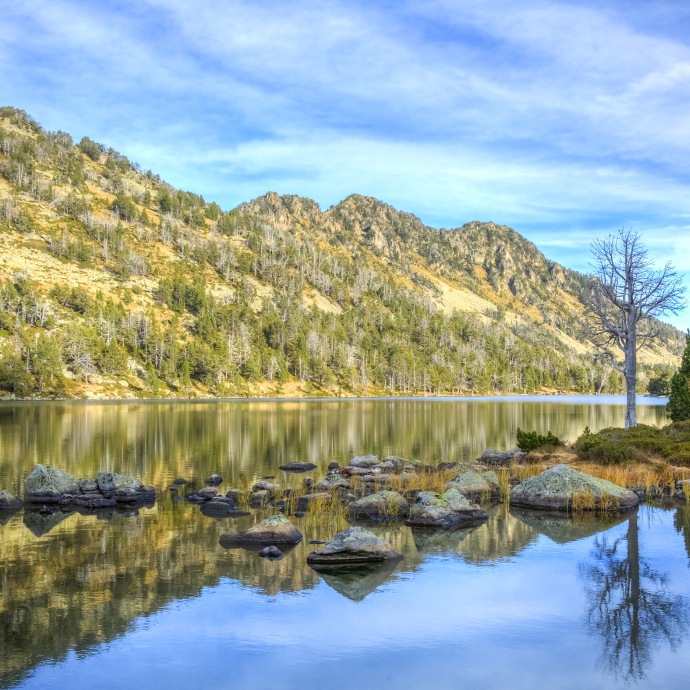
[24,465,80,502]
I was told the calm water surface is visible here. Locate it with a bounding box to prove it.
[1,396,689,689]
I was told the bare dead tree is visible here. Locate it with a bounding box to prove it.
[588,229,685,428]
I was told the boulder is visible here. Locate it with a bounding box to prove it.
[327,461,340,471]
[185,486,218,503]
[297,492,333,511]
[307,526,402,567]
[205,474,223,484]
[250,490,269,507]
[0,489,23,511]
[348,490,409,519]
[360,474,392,484]
[219,515,303,545]
[405,489,488,529]
[259,545,283,558]
[201,497,245,517]
[509,464,639,512]
[445,471,495,499]
[252,480,281,493]
[24,465,80,503]
[279,462,317,472]
[97,472,138,494]
[348,454,380,468]
[481,471,500,490]
[173,478,188,485]
[113,485,154,503]
[383,456,406,472]
[79,478,99,492]
[315,475,351,492]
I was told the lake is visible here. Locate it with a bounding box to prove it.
[1,395,689,689]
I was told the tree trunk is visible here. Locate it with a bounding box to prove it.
[625,318,637,429]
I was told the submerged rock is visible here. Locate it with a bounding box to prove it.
[200,497,245,517]
[219,515,303,545]
[0,489,23,511]
[173,478,188,485]
[509,464,639,512]
[307,526,402,567]
[348,490,409,519]
[205,474,223,484]
[348,454,380,468]
[24,465,80,503]
[405,489,488,529]
[279,462,317,472]
[444,471,496,499]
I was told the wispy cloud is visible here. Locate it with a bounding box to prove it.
[2,0,689,326]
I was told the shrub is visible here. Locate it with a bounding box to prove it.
[516,428,561,452]
[668,332,690,422]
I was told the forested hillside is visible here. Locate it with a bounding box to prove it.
[0,106,684,399]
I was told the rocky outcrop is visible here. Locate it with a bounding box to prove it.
[24,465,80,503]
[307,526,402,567]
[279,462,317,472]
[444,471,496,499]
[0,489,23,511]
[348,490,409,519]
[509,464,639,512]
[219,515,303,545]
[405,489,488,529]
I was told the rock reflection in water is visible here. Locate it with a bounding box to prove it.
[579,510,690,682]
[317,559,403,602]
[511,507,629,544]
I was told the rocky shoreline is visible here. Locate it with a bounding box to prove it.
[2,450,689,573]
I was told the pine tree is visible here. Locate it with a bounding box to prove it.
[667,332,690,422]
[179,359,191,395]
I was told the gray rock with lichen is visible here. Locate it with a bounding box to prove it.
[444,471,495,499]
[405,489,488,528]
[348,454,380,468]
[24,465,80,503]
[348,490,409,518]
[307,526,402,567]
[219,515,303,545]
[97,472,139,494]
[509,464,638,512]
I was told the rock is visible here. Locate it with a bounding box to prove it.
[219,515,303,545]
[0,489,23,511]
[384,456,406,472]
[201,497,245,517]
[445,471,495,499]
[297,492,332,511]
[306,526,402,567]
[480,449,514,466]
[405,489,488,529]
[398,472,418,484]
[279,462,317,472]
[258,545,283,558]
[481,471,500,489]
[252,480,281,493]
[185,486,218,503]
[97,472,139,494]
[327,461,340,471]
[315,475,351,492]
[205,474,223,484]
[79,478,99,493]
[24,465,80,502]
[173,478,188,485]
[348,454,380,468]
[348,490,409,519]
[437,461,462,471]
[377,462,396,473]
[360,474,392,484]
[509,464,639,512]
[250,490,269,507]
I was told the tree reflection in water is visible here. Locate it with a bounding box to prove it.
[579,510,690,682]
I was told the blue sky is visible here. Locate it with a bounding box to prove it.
[3,0,690,328]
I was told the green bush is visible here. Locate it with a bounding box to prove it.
[516,428,561,452]
[668,332,690,422]
[574,422,690,466]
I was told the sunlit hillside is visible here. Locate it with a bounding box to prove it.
[0,106,684,400]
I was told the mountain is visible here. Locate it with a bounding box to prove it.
[0,106,683,400]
